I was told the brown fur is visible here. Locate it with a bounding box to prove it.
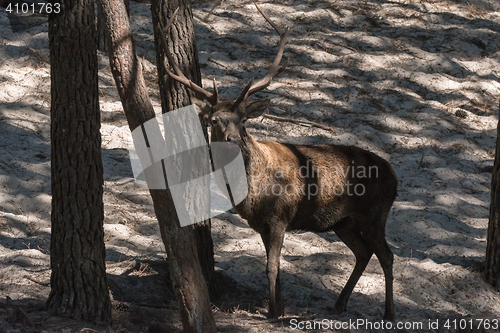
[159,2,397,319]
[196,99,398,320]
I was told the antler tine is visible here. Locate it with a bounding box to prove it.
[232,3,290,108]
[212,78,218,104]
[156,8,218,106]
[254,2,284,37]
[231,78,254,112]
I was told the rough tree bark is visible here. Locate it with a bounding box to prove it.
[150,0,219,301]
[96,0,129,51]
[47,0,111,322]
[486,102,500,289]
[97,0,217,331]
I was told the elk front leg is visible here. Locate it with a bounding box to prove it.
[261,226,285,319]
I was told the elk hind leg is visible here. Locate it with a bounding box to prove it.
[333,224,373,314]
[361,212,394,321]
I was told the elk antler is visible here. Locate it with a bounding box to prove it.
[156,8,219,106]
[231,3,290,111]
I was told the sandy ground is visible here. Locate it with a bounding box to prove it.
[1,0,500,331]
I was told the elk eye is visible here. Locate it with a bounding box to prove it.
[210,117,219,126]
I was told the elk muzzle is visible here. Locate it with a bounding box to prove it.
[226,134,241,145]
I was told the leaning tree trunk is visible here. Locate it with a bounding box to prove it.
[96,0,129,51]
[150,0,219,301]
[97,0,217,331]
[485,102,500,289]
[47,0,111,322]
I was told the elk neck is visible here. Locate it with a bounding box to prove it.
[237,126,270,171]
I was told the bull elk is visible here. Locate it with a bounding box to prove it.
[157,3,397,320]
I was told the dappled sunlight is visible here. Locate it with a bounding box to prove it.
[0,0,499,329]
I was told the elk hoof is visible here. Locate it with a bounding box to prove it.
[266,305,284,319]
[332,304,346,315]
[267,309,279,319]
[383,311,395,322]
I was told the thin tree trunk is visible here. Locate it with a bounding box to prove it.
[97,0,216,331]
[485,102,500,289]
[150,0,219,301]
[47,0,111,322]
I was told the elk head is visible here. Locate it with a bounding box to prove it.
[156,3,290,146]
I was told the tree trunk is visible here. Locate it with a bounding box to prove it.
[96,2,107,51]
[486,102,500,289]
[97,0,217,331]
[96,0,129,51]
[47,0,111,322]
[192,220,218,299]
[150,0,219,301]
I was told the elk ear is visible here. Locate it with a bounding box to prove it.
[192,97,211,124]
[245,100,270,119]
[192,97,208,114]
